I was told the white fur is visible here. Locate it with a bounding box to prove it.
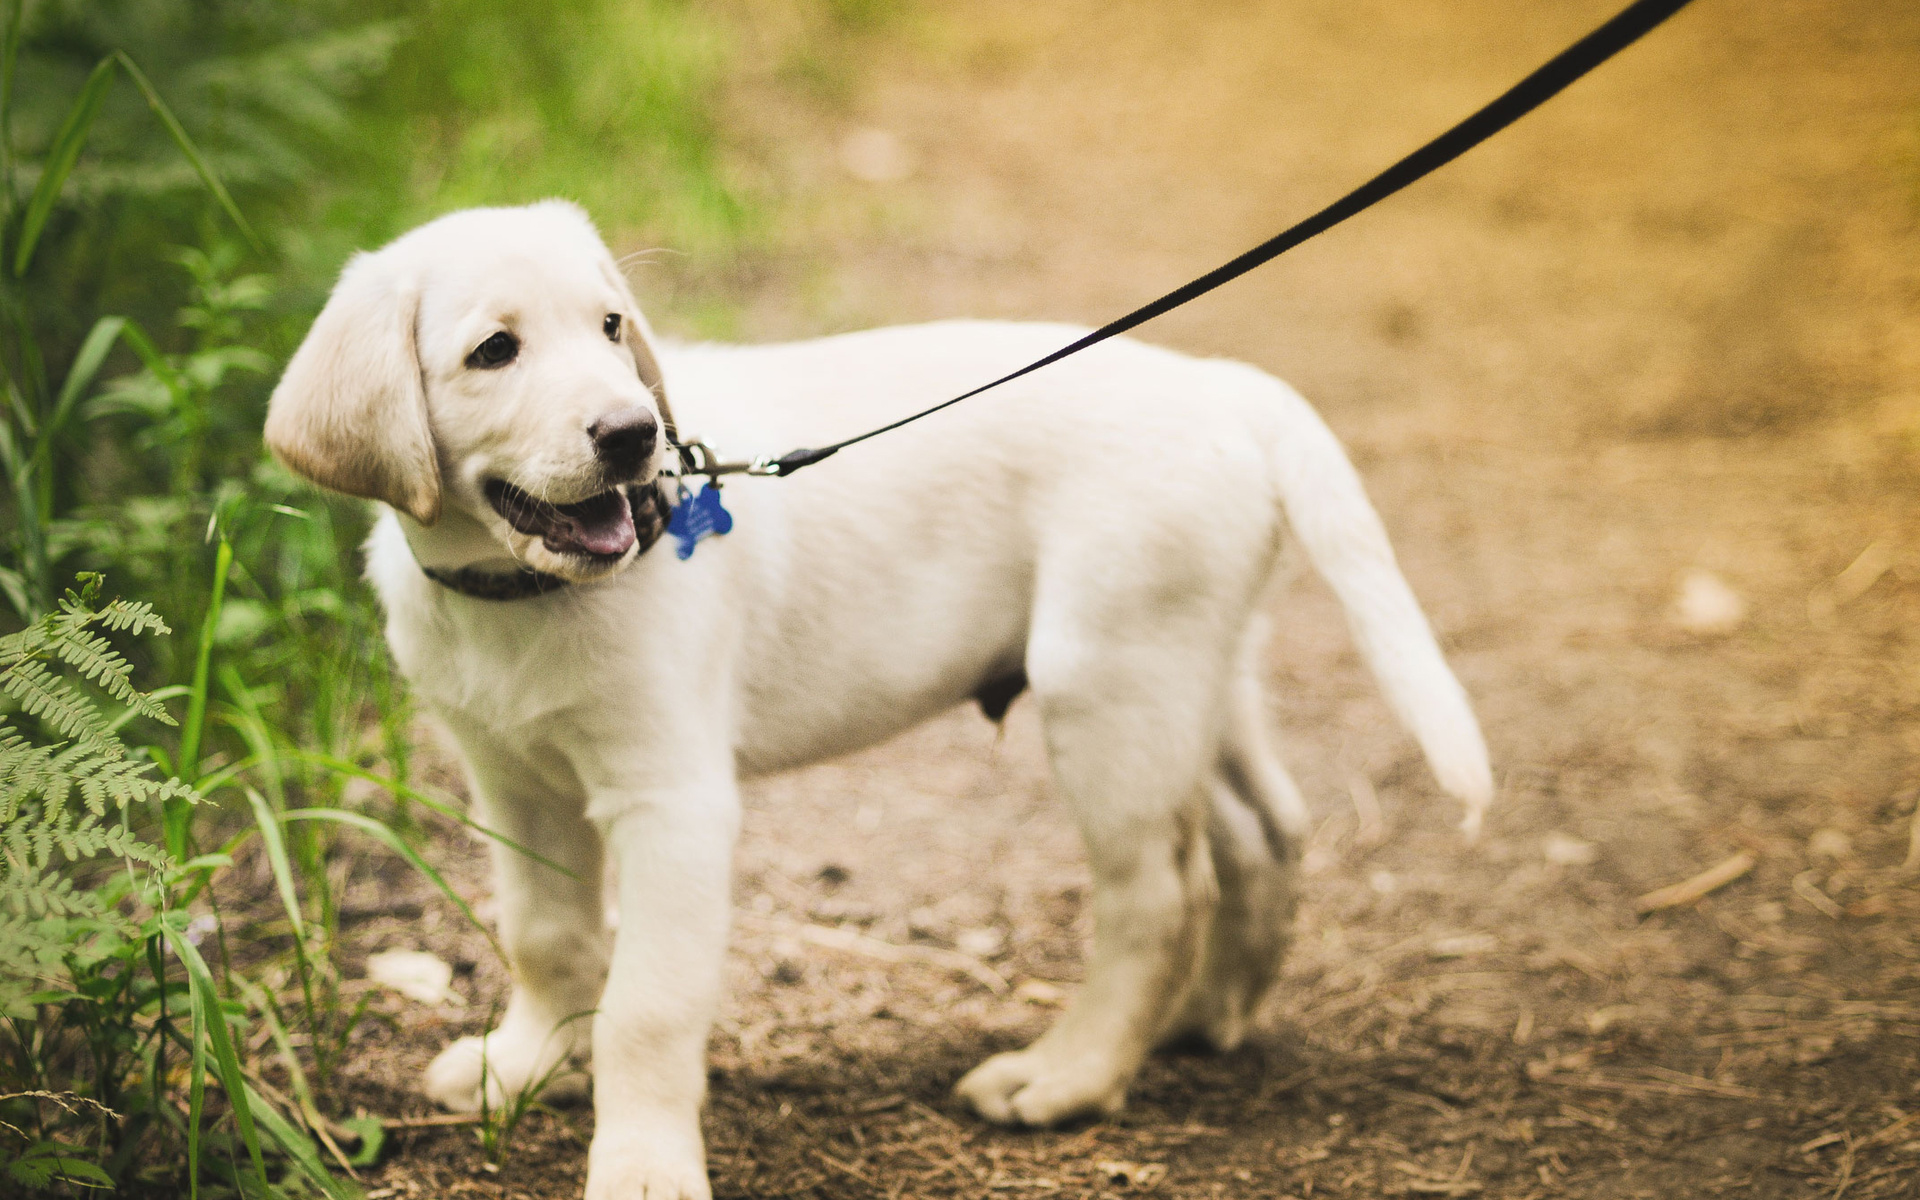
[270,203,1492,1200]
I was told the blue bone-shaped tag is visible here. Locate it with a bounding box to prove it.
[667,482,733,560]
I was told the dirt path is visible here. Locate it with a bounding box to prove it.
[350,2,1920,1196]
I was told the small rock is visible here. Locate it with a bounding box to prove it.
[1369,870,1398,895]
[1544,832,1599,866]
[1674,569,1747,634]
[839,128,914,183]
[955,926,1006,958]
[1808,828,1852,859]
[1096,1160,1166,1187]
[366,949,462,1006]
[1430,933,1498,958]
[1013,978,1068,1006]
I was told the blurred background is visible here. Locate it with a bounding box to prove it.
[3,1,1918,1197]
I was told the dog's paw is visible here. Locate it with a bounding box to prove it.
[954,1049,1127,1127]
[422,1036,489,1112]
[423,1033,590,1113]
[585,1133,710,1200]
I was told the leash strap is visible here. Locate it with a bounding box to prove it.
[697,0,1694,479]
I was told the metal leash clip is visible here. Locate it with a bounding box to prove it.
[667,438,781,480]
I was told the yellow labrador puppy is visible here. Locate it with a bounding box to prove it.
[267,201,1492,1200]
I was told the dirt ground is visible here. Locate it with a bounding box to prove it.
[333,1,1920,1196]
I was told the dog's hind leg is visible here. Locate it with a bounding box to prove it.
[1157,650,1309,1052]
[424,718,608,1112]
[955,612,1235,1126]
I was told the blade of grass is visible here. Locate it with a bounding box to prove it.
[170,535,231,858]
[31,315,126,525]
[113,317,188,399]
[242,786,302,941]
[183,952,207,1200]
[230,978,346,1173]
[44,315,124,440]
[1,376,27,439]
[287,750,577,879]
[13,56,114,276]
[283,807,503,961]
[160,921,268,1198]
[187,753,258,800]
[240,1081,354,1199]
[1,0,24,247]
[110,51,262,254]
[237,1057,359,1186]
[219,665,285,812]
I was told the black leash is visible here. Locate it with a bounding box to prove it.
[686,0,1696,480]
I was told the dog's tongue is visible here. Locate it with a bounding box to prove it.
[546,489,635,558]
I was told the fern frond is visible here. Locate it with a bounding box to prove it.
[46,627,152,713]
[0,580,181,1010]
[4,661,110,742]
[96,598,169,638]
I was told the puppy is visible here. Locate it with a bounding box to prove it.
[267,201,1492,1200]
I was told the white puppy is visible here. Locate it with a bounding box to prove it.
[266,201,1492,1200]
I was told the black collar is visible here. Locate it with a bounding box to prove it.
[418,480,673,602]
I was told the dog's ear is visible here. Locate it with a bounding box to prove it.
[624,315,668,405]
[622,313,679,438]
[601,261,677,438]
[265,253,442,524]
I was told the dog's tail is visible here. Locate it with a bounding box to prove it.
[1252,371,1493,838]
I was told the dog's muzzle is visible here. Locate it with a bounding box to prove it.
[485,478,643,559]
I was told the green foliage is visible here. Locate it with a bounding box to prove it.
[0,578,188,1020]
[334,0,749,255]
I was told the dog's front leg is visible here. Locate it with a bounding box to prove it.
[583,779,739,1200]
[424,718,607,1113]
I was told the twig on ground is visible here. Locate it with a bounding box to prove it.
[1862,1110,1920,1148]
[1904,797,1920,873]
[380,1112,484,1129]
[792,921,1010,994]
[1392,1161,1482,1195]
[812,1148,878,1185]
[1793,870,1845,920]
[1633,852,1756,914]
[1829,1133,1855,1200]
[1808,540,1891,625]
[1554,1068,1769,1102]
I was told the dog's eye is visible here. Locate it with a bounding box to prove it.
[603,313,622,342]
[467,331,518,369]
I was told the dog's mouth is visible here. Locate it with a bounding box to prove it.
[484,478,636,560]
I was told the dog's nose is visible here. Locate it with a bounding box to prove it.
[588,408,658,473]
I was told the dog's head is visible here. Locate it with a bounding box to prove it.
[266,201,671,582]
